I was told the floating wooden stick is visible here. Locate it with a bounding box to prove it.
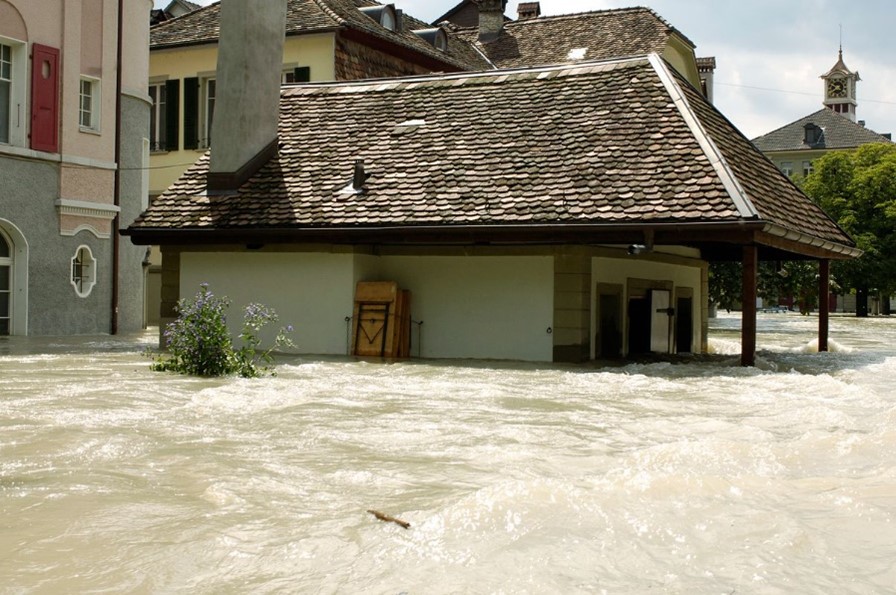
[367,509,410,529]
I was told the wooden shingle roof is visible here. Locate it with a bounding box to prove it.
[127,56,856,258]
[451,7,694,69]
[751,108,892,153]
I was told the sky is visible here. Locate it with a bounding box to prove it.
[156,0,896,140]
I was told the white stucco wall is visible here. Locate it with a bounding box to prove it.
[181,252,356,355]
[367,255,555,361]
[181,251,554,361]
[592,256,703,355]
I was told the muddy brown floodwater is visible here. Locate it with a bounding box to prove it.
[1,313,894,593]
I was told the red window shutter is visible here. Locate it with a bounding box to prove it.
[30,43,60,153]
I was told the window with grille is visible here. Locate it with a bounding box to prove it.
[71,245,96,297]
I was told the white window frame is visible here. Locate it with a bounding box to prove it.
[780,161,793,177]
[0,230,12,335]
[71,245,96,298]
[0,36,27,148]
[200,76,215,149]
[79,76,101,133]
[148,82,167,152]
[802,161,814,178]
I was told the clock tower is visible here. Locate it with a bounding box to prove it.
[821,47,860,122]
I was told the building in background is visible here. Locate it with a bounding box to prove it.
[151,0,200,26]
[438,1,715,100]
[752,49,893,179]
[0,0,151,336]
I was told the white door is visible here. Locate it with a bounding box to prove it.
[650,289,672,353]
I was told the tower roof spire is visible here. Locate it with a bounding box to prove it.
[822,45,859,80]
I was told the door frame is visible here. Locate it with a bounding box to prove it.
[626,277,673,356]
[0,221,28,335]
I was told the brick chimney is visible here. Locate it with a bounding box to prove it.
[207,0,287,191]
[476,0,505,43]
[517,2,541,19]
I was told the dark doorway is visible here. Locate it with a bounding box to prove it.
[598,293,622,358]
[676,297,693,353]
[628,296,651,355]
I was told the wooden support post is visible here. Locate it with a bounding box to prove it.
[818,259,830,352]
[741,245,758,367]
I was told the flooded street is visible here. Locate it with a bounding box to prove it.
[1,314,895,594]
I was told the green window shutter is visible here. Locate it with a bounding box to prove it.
[294,66,311,83]
[183,76,199,150]
[164,79,180,151]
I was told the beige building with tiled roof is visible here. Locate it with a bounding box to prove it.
[127,1,858,365]
[450,3,704,89]
[752,49,893,178]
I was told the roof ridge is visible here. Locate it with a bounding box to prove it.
[752,108,892,143]
[451,5,656,32]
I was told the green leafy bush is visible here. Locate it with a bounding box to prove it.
[150,284,294,377]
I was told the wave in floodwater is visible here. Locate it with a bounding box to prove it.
[1,312,895,593]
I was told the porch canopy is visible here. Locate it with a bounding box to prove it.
[125,55,860,364]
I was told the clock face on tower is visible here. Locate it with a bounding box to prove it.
[827,78,847,98]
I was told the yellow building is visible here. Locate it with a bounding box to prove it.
[148,0,487,199]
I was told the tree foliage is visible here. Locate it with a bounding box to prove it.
[708,260,821,314]
[802,143,896,298]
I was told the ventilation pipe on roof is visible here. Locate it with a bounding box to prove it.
[353,160,368,192]
[476,0,506,42]
[207,0,287,192]
[337,160,371,196]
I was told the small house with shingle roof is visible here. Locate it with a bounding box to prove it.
[126,1,858,366]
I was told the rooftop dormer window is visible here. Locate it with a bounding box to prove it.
[803,123,824,147]
[412,28,448,52]
[360,4,399,32]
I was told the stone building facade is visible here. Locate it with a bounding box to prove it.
[0,0,151,336]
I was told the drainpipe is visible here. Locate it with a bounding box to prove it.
[111,0,124,334]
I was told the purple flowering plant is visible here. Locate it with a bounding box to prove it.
[150,284,295,378]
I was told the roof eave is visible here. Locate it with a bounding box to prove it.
[123,220,859,260]
[759,223,861,260]
[337,26,471,72]
[124,219,769,245]
[151,26,343,52]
